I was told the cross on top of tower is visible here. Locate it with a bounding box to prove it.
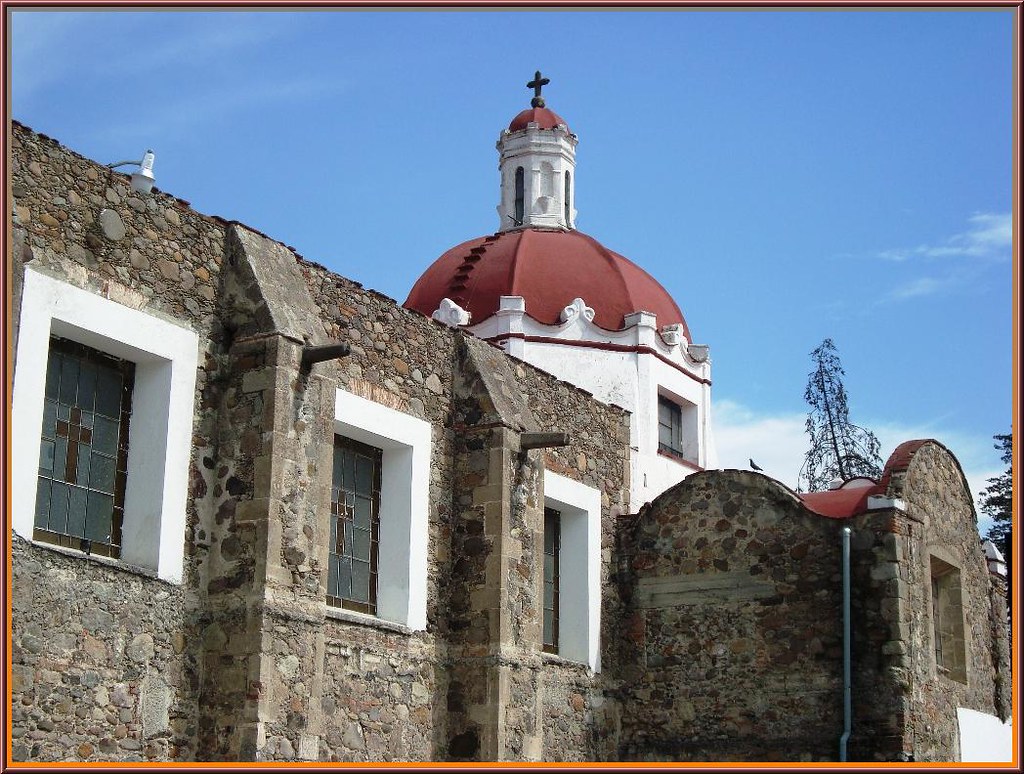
[527,70,550,108]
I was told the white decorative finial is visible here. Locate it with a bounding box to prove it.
[660,324,687,347]
[432,298,471,327]
[560,297,595,323]
[687,344,709,363]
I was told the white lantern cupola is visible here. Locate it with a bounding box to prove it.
[496,71,578,232]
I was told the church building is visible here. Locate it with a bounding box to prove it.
[6,73,1010,764]
[405,71,715,510]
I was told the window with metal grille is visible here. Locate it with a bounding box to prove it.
[34,337,134,558]
[514,166,525,226]
[543,507,561,654]
[329,436,382,614]
[658,395,685,459]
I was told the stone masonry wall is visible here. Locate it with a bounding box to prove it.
[300,268,631,761]
[843,507,915,762]
[514,350,631,761]
[10,119,628,763]
[887,443,1010,761]
[9,121,227,762]
[618,471,846,762]
[9,538,200,761]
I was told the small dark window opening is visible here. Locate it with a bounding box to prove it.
[35,336,134,558]
[658,396,685,459]
[564,170,571,224]
[514,167,525,226]
[543,507,561,654]
[329,436,382,614]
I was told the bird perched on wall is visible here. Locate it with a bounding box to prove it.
[749,459,763,471]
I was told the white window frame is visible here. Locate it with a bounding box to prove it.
[543,471,602,671]
[334,388,431,631]
[11,267,198,584]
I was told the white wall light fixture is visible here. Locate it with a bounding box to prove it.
[107,149,156,194]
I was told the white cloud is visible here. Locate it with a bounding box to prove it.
[9,12,93,102]
[89,75,348,146]
[878,212,1012,262]
[877,212,1011,301]
[11,11,306,112]
[887,276,947,300]
[712,399,808,488]
[712,398,1003,532]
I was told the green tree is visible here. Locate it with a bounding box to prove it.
[798,338,883,492]
[981,432,1012,604]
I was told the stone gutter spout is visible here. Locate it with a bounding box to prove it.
[520,432,570,450]
[301,341,351,370]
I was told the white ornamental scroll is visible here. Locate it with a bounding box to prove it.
[432,298,471,327]
[560,297,595,324]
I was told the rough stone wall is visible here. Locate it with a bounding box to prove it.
[9,538,200,761]
[540,663,609,761]
[617,471,846,761]
[843,508,914,761]
[443,337,547,760]
[885,442,1010,761]
[8,121,227,762]
[512,349,631,761]
[193,330,267,759]
[300,261,457,761]
[299,273,631,762]
[317,621,441,761]
[9,119,629,764]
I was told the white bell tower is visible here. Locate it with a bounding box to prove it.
[496,71,578,232]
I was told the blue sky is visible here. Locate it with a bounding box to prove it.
[7,9,1015,530]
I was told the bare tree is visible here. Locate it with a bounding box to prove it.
[798,338,883,491]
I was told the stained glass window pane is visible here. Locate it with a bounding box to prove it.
[77,445,92,488]
[355,455,373,494]
[342,520,353,554]
[78,362,97,413]
[328,436,381,614]
[344,452,356,492]
[328,554,340,596]
[93,416,118,456]
[58,356,79,405]
[67,488,88,538]
[352,528,370,561]
[45,354,60,399]
[34,479,51,523]
[91,454,115,493]
[337,557,352,599]
[95,367,122,418]
[39,440,56,472]
[354,496,371,530]
[351,560,370,603]
[86,492,113,542]
[35,337,133,558]
[543,507,561,653]
[48,482,69,533]
[53,437,68,480]
[42,400,57,438]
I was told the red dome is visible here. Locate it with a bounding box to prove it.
[404,228,689,336]
[508,107,570,132]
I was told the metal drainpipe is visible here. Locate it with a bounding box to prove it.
[839,525,853,761]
